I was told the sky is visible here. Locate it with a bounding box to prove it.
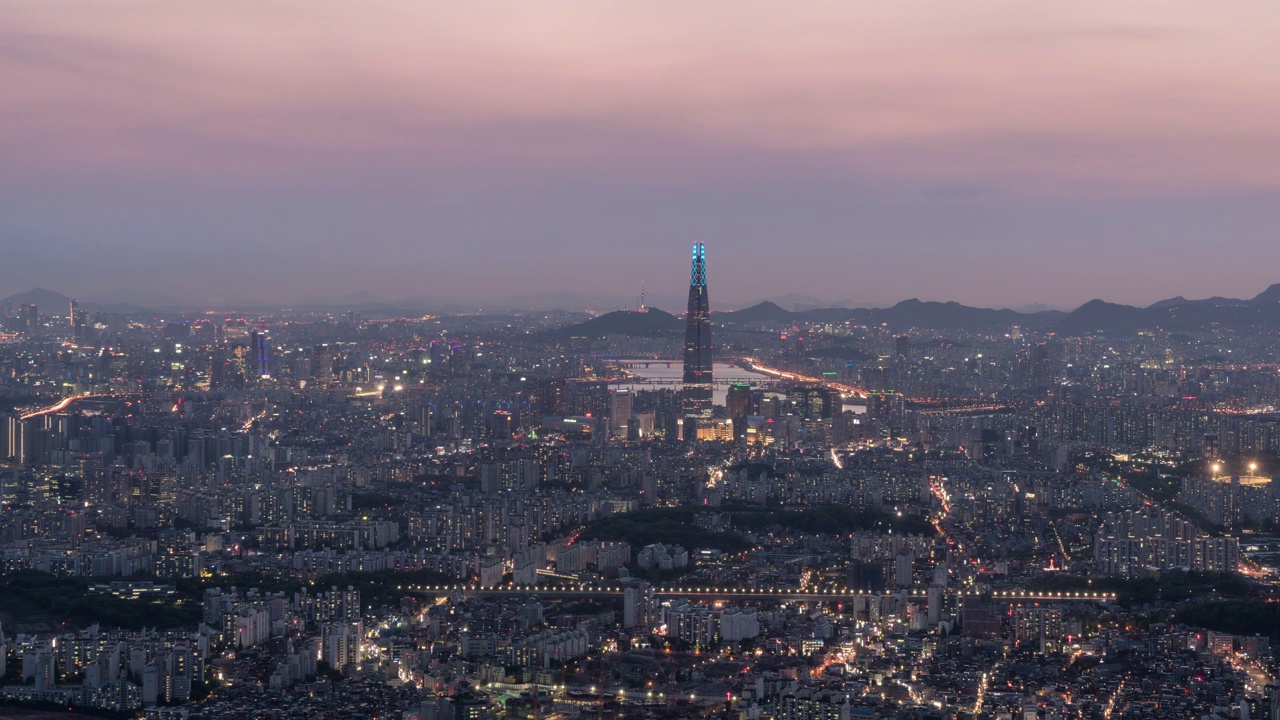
[2,2,1280,311]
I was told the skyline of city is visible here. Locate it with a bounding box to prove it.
[5,4,1280,719]
[13,276,1280,317]
[2,229,1280,719]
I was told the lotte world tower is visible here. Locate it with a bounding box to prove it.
[682,243,713,435]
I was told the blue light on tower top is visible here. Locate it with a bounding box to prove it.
[690,242,707,287]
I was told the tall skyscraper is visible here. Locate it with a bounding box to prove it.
[19,304,37,334]
[250,329,270,379]
[609,389,633,437]
[682,243,713,432]
[726,382,754,442]
[69,299,86,342]
[726,383,754,420]
[313,344,334,388]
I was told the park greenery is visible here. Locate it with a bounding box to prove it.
[0,568,461,632]
[1030,570,1250,607]
[178,569,458,608]
[1175,600,1280,642]
[0,572,200,630]
[578,504,934,554]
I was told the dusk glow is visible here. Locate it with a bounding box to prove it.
[3,2,1280,308]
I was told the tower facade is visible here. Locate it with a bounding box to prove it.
[250,329,270,379]
[682,243,713,429]
[20,304,37,334]
[69,299,88,343]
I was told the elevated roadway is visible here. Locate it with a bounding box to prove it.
[400,584,1114,603]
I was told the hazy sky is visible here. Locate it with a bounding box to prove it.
[3,2,1280,310]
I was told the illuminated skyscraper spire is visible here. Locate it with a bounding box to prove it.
[682,243,713,435]
[690,243,707,287]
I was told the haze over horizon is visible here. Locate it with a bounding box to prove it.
[13,281,1280,316]
[4,1,1280,309]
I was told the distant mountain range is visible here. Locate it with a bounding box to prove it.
[0,287,442,317]
[12,284,1280,336]
[543,284,1280,337]
[0,287,181,315]
[539,308,684,340]
[718,299,1062,331]
[1052,285,1280,334]
[2,287,76,310]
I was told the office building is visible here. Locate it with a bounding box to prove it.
[250,329,270,379]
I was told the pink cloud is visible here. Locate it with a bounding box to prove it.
[2,1,1279,196]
